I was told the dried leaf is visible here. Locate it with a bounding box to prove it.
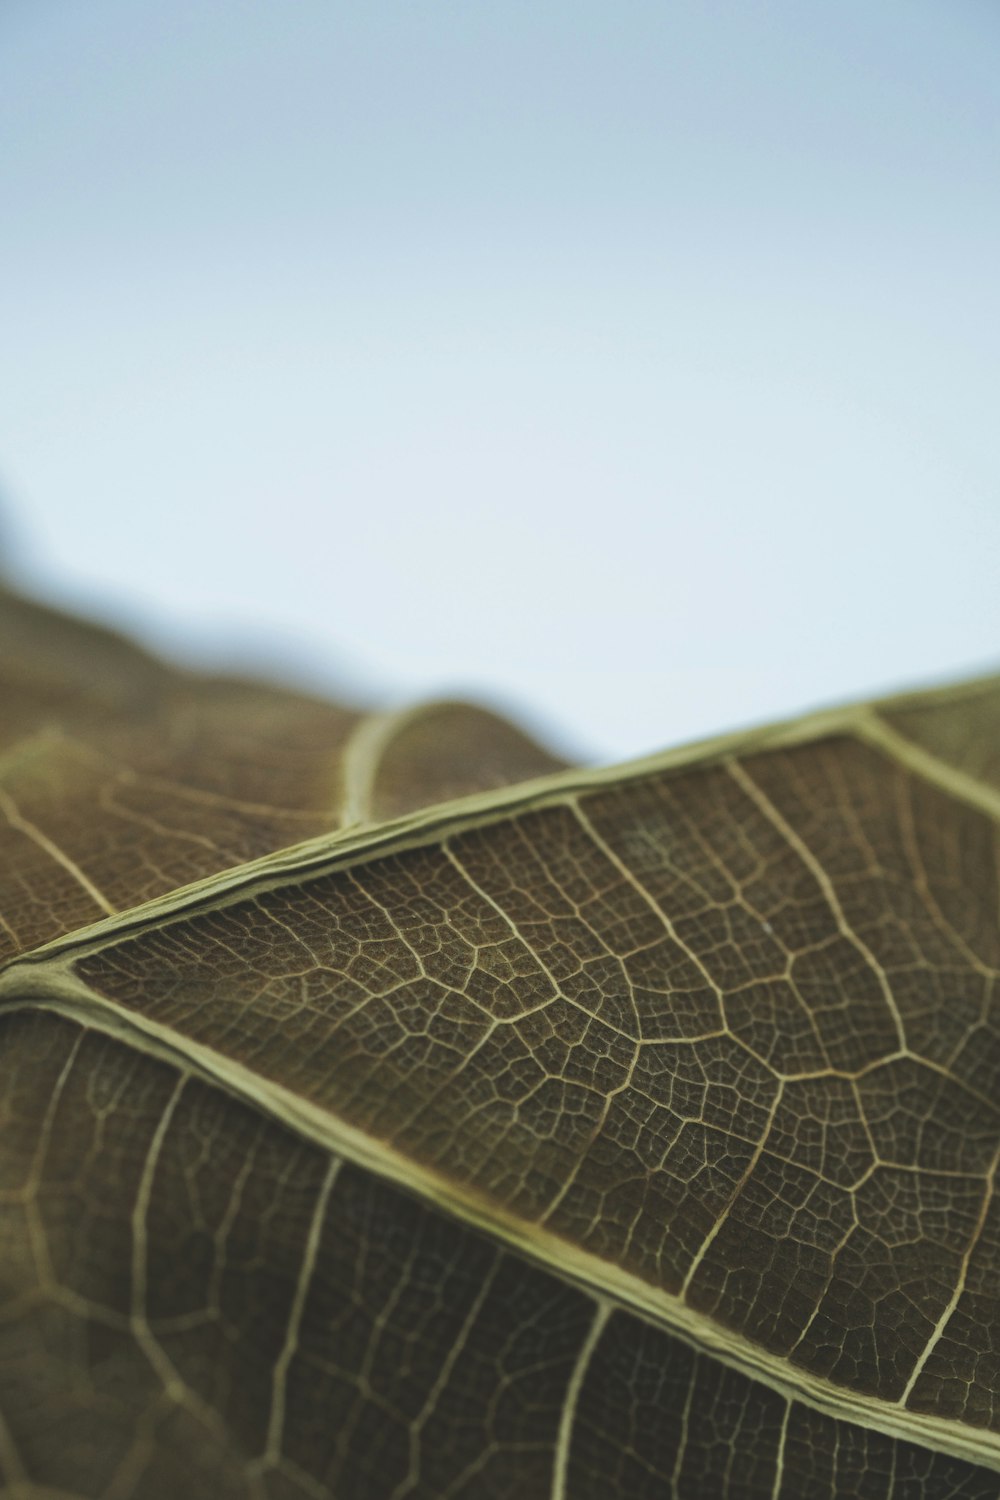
[1,584,998,1498]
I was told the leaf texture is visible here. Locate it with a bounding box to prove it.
[1,584,999,1499]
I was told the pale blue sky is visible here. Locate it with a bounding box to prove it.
[2,1,998,762]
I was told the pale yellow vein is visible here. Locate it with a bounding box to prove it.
[769,1398,792,1500]
[0,788,115,917]
[899,1138,1000,1405]
[261,1157,342,1466]
[551,1301,611,1500]
[726,760,907,1051]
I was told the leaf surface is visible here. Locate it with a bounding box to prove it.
[1,586,999,1498]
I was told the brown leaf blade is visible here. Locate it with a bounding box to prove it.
[1,586,999,1497]
[0,586,565,961]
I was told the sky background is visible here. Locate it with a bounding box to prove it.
[1,0,998,765]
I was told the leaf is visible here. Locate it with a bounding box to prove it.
[1,583,999,1499]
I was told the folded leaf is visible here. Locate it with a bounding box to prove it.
[1,585,998,1498]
